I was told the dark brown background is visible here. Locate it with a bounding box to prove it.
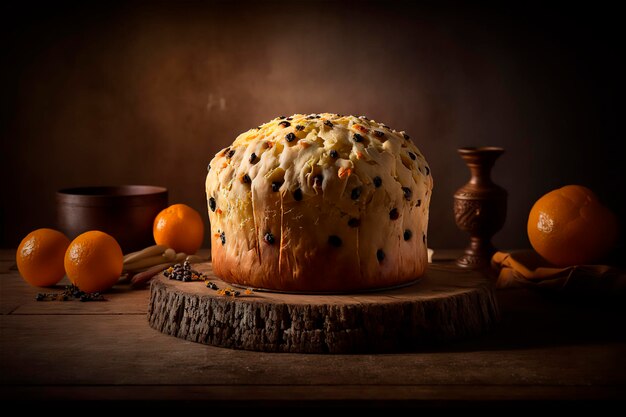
[2,0,624,252]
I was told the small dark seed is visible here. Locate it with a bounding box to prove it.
[389,208,399,220]
[348,218,360,228]
[416,199,422,207]
[227,149,235,159]
[404,229,412,241]
[351,187,362,200]
[286,116,293,120]
[249,153,257,163]
[329,150,338,158]
[285,132,296,142]
[328,235,342,247]
[314,175,323,188]
[295,125,305,131]
[220,231,226,245]
[279,115,286,119]
[373,176,382,188]
[209,197,216,212]
[279,121,291,128]
[353,133,364,143]
[306,115,315,119]
[293,188,303,201]
[264,232,275,244]
[315,115,320,118]
[403,133,410,140]
[377,249,385,262]
[402,187,412,200]
[408,152,416,160]
[242,174,251,184]
[271,181,283,192]
[324,120,333,128]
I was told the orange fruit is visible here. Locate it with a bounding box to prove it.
[153,204,204,254]
[527,185,619,267]
[16,228,70,287]
[64,231,123,293]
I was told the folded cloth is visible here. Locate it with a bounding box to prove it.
[491,250,626,294]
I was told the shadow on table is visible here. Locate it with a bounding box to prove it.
[434,287,626,352]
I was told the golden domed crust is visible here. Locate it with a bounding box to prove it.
[205,113,433,292]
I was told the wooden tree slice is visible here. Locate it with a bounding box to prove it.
[148,263,499,353]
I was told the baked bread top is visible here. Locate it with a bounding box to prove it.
[205,113,432,291]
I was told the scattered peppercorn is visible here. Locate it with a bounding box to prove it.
[328,235,342,247]
[373,176,382,188]
[404,229,412,241]
[286,116,293,120]
[306,115,316,120]
[314,174,323,188]
[272,181,283,192]
[35,284,105,302]
[351,187,362,200]
[353,133,364,143]
[293,188,303,201]
[264,232,275,244]
[227,149,235,159]
[249,153,257,163]
[377,249,385,262]
[279,116,286,119]
[324,120,333,128]
[207,281,219,290]
[330,150,338,158]
[296,125,305,131]
[402,187,412,200]
[242,174,251,184]
[165,261,206,282]
[209,197,216,212]
[220,231,226,245]
[408,152,416,160]
[389,208,399,220]
[348,218,360,227]
[278,121,291,128]
[286,132,296,142]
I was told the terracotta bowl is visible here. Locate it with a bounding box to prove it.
[56,185,168,254]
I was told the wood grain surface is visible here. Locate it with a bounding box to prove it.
[1,249,625,406]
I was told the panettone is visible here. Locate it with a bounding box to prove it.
[205,113,433,292]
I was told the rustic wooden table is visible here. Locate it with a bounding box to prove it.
[1,249,624,409]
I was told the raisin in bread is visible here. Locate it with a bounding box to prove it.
[205,113,432,292]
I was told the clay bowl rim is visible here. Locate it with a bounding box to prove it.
[57,185,168,207]
[457,146,505,155]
